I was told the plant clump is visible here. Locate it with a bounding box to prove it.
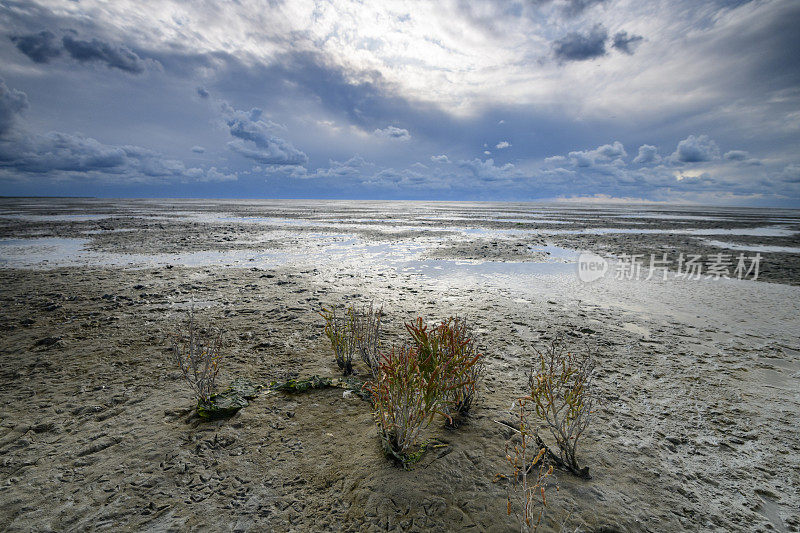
[364,344,447,467]
[321,302,383,376]
[527,337,596,478]
[364,316,483,466]
[503,396,555,532]
[352,302,383,375]
[170,307,224,408]
[406,316,484,424]
[320,306,359,375]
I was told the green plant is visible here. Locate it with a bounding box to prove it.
[320,306,358,375]
[364,344,450,467]
[406,316,484,421]
[170,307,223,405]
[320,302,382,376]
[352,302,382,375]
[527,337,595,478]
[504,396,555,533]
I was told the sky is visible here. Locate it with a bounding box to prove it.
[0,0,799,205]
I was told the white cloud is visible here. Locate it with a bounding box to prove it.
[373,126,411,141]
[633,144,660,165]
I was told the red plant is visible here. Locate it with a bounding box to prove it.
[364,344,446,466]
[406,317,483,419]
[364,317,483,465]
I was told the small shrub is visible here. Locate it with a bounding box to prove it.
[170,308,224,405]
[527,337,595,478]
[364,344,449,467]
[406,316,484,421]
[320,306,358,375]
[321,302,383,376]
[504,396,555,532]
[352,302,382,375]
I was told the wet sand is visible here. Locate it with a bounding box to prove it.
[1,199,799,532]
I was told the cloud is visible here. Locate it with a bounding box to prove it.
[311,155,373,179]
[0,81,233,184]
[672,134,720,163]
[191,146,206,154]
[0,78,29,137]
[723,150,761,166]
[611,31,644,55]
[567,140,626,167]
[457,158,518,182]
[553,193,667,204]
[61,35,146,74]
[780,164,800,183]
[495,141,510,149]
[268,155,374,181]
[553,24,608,62]
[188,166,237,182]
[594,141,626,159]
[374,126,411,141]
[0,130,232,183]
[1,2,798,204]
[10,31,62,63]
[723,150,748,161]
[561,0,607,18]
[220,103,307,166]
[11,29,148,74]
[430,154,450,163]
[633,144,660,165]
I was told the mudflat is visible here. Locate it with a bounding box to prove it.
[1,199,798,531]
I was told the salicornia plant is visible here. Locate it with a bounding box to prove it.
[527,337,595,478]
[364,344,448,467]
[352,302,382,375]
[321,302,382,376]
[320,306,359,375]
[406,316,484,421]
[170,307,224,405]
[504,396,555,533]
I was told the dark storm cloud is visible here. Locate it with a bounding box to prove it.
[1,0,798,204]
[8,26,148,74]
[61,35,146,74]
[206,50,457,143]
[553,24,608,61]
[0,80,233,183]
[264,51,401,127]
[10,30,61,63]
[611,31,643,55]
[0,129,203,180]
[221,104,308,166]
[0,78,29,137]
[672,135,720,163]
[229,51,451,137]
